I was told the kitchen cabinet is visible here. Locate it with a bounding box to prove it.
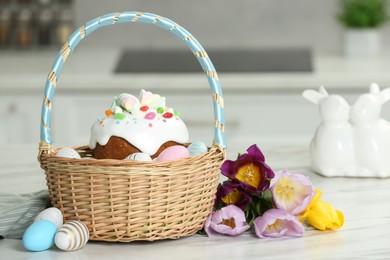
[43,92,320,153]
[2,90,389,157]
[2,49,390,150]
[0,95,41,144]
[0,91,320,155]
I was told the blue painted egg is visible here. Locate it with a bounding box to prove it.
[22,220,58,252]
[188,141,208,156]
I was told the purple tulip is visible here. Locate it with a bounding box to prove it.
[204,205,250,236]
[254,209,305,238]
[216,180,252,211]
[270,169,315,215]
[221,144,275,193]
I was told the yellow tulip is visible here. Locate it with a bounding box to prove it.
[300,189,344,231]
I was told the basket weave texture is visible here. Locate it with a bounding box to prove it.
[40,144,224,242]
[38,11,227,242]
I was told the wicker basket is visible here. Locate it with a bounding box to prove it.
[38,12,226,242]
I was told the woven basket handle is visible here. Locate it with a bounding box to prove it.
[39,11,226,155]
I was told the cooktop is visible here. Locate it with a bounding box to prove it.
[115,48,312,73]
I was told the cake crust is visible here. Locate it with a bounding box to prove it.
[93,136,181,160]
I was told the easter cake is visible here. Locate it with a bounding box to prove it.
[89,90,189,160]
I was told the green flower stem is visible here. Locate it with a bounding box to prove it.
[245,192,275,227]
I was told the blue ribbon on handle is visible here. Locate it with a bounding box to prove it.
[40,12,226,149]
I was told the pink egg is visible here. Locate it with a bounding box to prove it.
[156,145,190,162]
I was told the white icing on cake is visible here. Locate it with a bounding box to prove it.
[89,90,189,156]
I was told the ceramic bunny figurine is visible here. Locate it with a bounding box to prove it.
[303,86,355,177]
[350,83,390,177]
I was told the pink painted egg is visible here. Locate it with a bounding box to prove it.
[156,145,189,162]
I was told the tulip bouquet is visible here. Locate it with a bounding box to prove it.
[204,144,344,238]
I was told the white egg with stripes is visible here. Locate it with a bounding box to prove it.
[55,220,89,251]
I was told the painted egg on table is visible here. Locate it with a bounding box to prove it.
[56,147,81,159]
[188,141,208,157]
[125,152,152,162]
[156,145,190,162]
[22,220,57,252]
[34,207,63,229]
[55,220,89,251]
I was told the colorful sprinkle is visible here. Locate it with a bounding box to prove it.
[157,107,165,114]
[114,113,126,120]
[163,112,173,119]
[163,119,167,122]
[145,112,156,120]
[116,121,120,124]
[140,106,149,112]
[105,110,113,117]
[148,123,153,127]
[174,110,180,117]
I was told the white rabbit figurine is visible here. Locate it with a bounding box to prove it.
[351,83,390,178]
[303,87,355,177]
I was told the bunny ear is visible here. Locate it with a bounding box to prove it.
[380,87,390,104]
[318,86,328,97]
[302,89,324,105]
[370,83,381,94]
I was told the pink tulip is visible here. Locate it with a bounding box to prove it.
[254,209,305,238]
[270,169,315,215]
[204,205,250,236]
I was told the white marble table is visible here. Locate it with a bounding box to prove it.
[1,144,389,259]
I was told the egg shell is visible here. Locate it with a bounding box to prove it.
[156,145,190,162]
[55,220,89,251]
[22,220,57,252]
[34,207,63,229]
[56,147,81,159]
[188,141,208,157]
[125,152,152,162]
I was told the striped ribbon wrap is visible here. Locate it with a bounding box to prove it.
[39,11,226,154]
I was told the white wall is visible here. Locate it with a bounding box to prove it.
[73,0,390,52]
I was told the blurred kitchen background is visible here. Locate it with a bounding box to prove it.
[1,0,390,156]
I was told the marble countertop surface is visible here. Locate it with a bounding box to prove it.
[1,48,390,94]
[0,144,389,259]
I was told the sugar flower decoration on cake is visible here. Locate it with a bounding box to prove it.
[115,90,166,117]
[206,144,344,239]
[139,89,166,110]
[117,93,140,112]
[106,89,180,120]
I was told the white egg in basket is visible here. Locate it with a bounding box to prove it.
[56,147,81,159]
[125,152,152,161]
